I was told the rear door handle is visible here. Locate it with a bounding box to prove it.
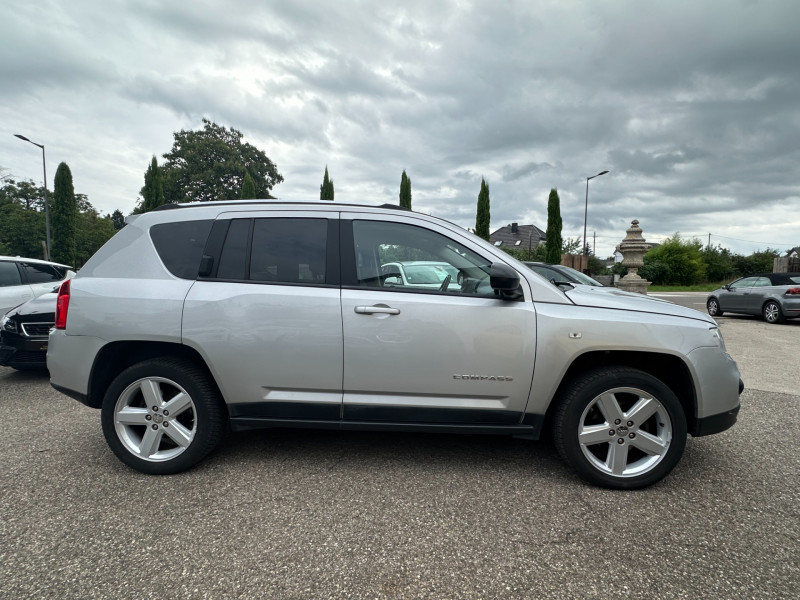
[354,305,400,315]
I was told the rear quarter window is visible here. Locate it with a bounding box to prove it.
[150,220,213,279]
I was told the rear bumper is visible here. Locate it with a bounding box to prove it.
[692,404,740,436]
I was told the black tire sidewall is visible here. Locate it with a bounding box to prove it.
[101,358,224,475]
[554,367,688,490]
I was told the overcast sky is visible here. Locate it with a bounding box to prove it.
[2,0,799,258]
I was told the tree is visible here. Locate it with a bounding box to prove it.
[141,156,167,212]
[732,249,780,275]
[241,171,256,199]
[545,188,563,264]
[161,119,283,203]
[701,245,736,282]
[475,178,490,241]
[320,166,334,201]
[110,209,126,231]
[75,208,116,267]
[51,162,78,266]
[640,233,706,285]
[399,170,412,209]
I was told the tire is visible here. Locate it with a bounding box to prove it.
[101,358,226,475]
[706,297,723,317]
[552,367,687,490]
[762,301,784,324]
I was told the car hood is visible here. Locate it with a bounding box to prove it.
[6,292,57,319]
[563,285,714,324]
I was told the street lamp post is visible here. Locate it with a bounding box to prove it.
[14,134,51,260]
[583,170,609,256]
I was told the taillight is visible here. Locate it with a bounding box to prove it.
[786,287,800,296]
[55,279,71,329]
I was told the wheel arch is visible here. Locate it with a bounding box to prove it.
[543,350,697,434]
[86,341,226,411]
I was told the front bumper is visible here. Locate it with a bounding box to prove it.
[0,336,49,368]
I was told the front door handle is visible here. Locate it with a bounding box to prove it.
[354,305,400,315]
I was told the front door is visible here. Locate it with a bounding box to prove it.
[340,214,536,425]
[719,277,757,312]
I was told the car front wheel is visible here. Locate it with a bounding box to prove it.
[101,358,226,474]
[707,297,723,317]
[762,301,784,324]
[552,367,687,489]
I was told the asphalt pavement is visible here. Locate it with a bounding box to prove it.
[1,304,798,599]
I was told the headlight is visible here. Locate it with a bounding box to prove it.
[709,326,726,351]
[1,315,18,334]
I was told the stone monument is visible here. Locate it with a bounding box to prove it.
[616,219,651,295]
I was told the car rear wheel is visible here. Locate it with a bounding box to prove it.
[707,297,723,317]
[552,367,687,489]
[762,301,784,324]
[101,358,226,474]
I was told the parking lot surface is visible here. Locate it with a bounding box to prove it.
[1,311,798,599]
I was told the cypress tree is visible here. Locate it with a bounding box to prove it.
[320,166,334,200]
[142,156,166,211]
[475,178,490,241]
[51,162,77,266]
[399,170,411,209]
[545,188,563,264]
[241,171,256,199]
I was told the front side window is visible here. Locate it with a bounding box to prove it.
[729,277,757,290]
[351,220,493,296]
[0,261,22,287]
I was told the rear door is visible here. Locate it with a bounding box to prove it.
[339,213,536,425]
[182,211,343,421]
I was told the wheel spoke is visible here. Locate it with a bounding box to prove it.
[626,396,658,423]
[116,406,149,426]
[596,392,624,424]
[163,392,192,417]
[607,442,629,475]
[580,424,614,446]
[631,430,668,456]
[164,421,193,448]
[138,426,164,458]
[139,379,164,408]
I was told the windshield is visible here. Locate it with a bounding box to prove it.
[561,266,603,286]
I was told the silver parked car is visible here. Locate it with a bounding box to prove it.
[48,201,742,489]
[707,272,800,324]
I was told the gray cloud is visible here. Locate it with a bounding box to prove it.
[1,0,799,258]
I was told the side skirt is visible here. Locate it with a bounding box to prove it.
[229,416,544,439]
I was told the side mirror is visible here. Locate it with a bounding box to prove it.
[490,263,523,300]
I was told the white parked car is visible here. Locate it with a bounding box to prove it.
[0,256,75,316]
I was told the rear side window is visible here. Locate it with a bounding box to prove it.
[0,261,22,287]
[21,262,64,283]
[214,217,328,285]
[150,220,213,279]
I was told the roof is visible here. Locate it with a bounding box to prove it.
[489,224,545,249]
[0,255,74,269]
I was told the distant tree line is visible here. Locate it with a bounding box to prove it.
[610,234,782,285]
[0,175,120,266]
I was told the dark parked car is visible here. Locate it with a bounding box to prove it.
[0,290,56,370]
[523,262,604,287]
[707,273,800,324]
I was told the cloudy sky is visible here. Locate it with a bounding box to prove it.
[2,0,799,258]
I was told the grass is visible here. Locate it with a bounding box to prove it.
[647,282,725,292]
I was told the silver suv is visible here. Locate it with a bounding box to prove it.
[48,201,742,489]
